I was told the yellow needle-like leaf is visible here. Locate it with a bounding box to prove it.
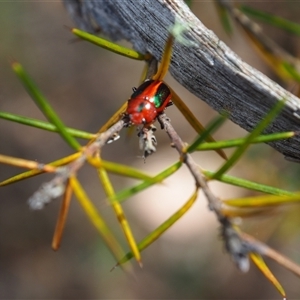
[87,157,153,181]
[152,34,174,81]
[224,193,299,208]
[0,154,56,172]
[117,188,199,266]
[52,179,73,251]
[0,152,81,186]
[170,88,227,160]
[69,176,125,264]
[99,102,128,133]
[221,206,277,218]
[250,252,286,298]
[97,165,142,267]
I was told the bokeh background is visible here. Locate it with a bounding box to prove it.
[1,1,300,298]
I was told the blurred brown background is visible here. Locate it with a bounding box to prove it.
[1,1,300,298]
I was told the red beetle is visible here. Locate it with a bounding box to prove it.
[126,80,172,125]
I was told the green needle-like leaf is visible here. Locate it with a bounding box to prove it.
[111,161,182,204]
[203,170,294,196]
[72,28,147,60]
[184,0,192,8]
[0,111,96,139]
[282,62,300,83]
[214,1,233,34]
[117,188,199,265]
[240,5,300,37]
[11,62,81,150]
[212,99,285,179]
[186,114,227,153]
[195,131,295,151]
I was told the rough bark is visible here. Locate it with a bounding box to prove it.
[63,0,300,160]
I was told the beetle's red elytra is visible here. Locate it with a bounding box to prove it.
[126,80,172,125]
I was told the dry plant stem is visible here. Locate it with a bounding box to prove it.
[158,114,223,220]
[74,119,123,165]
[63,0,300,160]
[28,119,126,209]
[158,113,250,271]
[86,120,125,155]
[158,113,300,275]
[241,232,300,277]
[63,119,125,177]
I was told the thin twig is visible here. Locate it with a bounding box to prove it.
[158,114,223,217]
[241,232,300,277]
[158,113,250,272]
[159,112,300,276]
[28,119,126,210]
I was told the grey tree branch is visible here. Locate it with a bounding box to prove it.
[63,0,300,160]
